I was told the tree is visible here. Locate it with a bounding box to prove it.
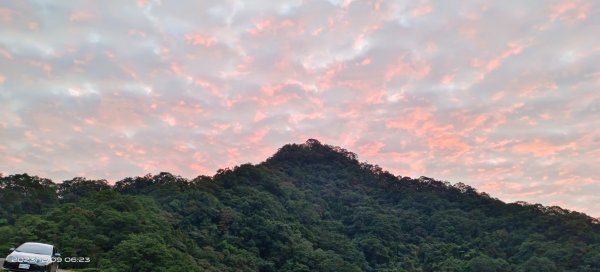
[518,256,559,272]
[466,255,510,272]
[99,234,200,272]
[58,177,110,202]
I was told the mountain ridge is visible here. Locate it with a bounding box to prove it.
[1,139,599,271]
[266,139,597,221]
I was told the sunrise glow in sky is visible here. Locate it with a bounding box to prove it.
[0,0,599,216]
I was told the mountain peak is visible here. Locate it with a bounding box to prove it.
[265,138,359,166]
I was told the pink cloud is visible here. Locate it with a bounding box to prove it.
[554,175,595,186]
[318,64,343,91]
[110,60,139,79]
[71,55,95,73]
[194,79,222,98]
[254,111,266,122]
[110,144,147,159]
[512,139,577,157]
[550,1,590,22]
[95,95,147,129]
[247,127,270,145]
[170,100,205,116]
[485,41,529,72]
[480,180,521,195]
[337,106,361,119]
[28,60,52,76]
[507,189,546,198]
[371,0,382,12]
[224,147,241,168]
[427,133,470,153]
[128,29,146,37]
[385,58,431,81]
[387,107,470,156]
[189,151,209,174]
[7,156,23,164]
[261,84,282,96]
[469,115,488,130]
[386,151,428,174]
[411,4,433,17]
[0,8,15,23]
[137,0,150,7]
[386,107,433,132]
[160,115,177,126]
[83,118,96,125]
[441,73,455,84]
[288,112,324,125]
[69,11,93,22]
[184,34,216,47]
[0,48,12,59]
[97,154,110,163]
[211,122,242,135]
[358,142,385,157]
[170,62,184,76]
[248,18,297,36]
[358,58,372,66]
[518,81,558,97]
[364,89,386,104]
[539,112,552,120]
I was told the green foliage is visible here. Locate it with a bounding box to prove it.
[1,140,599,271]
[517,256,559,272]
[57,177,110,202]
[466,255,509,272]
[99,234,200,272]
[0,174,58,223]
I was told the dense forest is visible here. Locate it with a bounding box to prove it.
[1,139,599,271]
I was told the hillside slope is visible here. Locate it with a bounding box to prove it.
[1,139,599,271]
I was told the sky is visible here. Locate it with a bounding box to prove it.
[0,0,599,216]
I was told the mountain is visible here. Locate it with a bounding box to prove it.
[1,139,599,272]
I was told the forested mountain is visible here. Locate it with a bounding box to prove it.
[1,139,599,271]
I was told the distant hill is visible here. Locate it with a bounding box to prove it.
[1,139,599,271]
